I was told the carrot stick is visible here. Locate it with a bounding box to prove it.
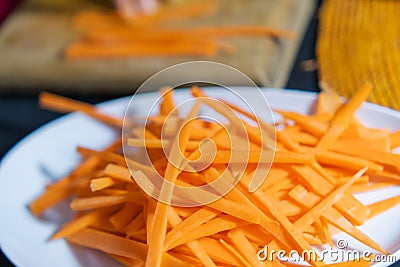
[368,195,400,219]
[316,82,373,150]
[110,203,142,231]
[274,109,328,137]
[104,164,132,183]
[70,192,144,211]
[67,228,190,266]
[330,142,400,168]
[164,207,220,251]
[159,87,175,116]
[218,238,252,266]
[166,207,216,267]
[165,215,249,250]
[390,130,400,149]
[289,185,386,254]
[66,40,219,60]
[39,92,123,128]
[146,101,201,267]
[294,167,367,229]
[51,207,116,240]
[228,228,266,267]
[315,150,383,173]
[125,212,146,238]
[90,177,118,191]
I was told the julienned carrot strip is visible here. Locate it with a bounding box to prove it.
[110,203,142,231]
[316,82,373,150]
[337,175,369,185]
[320,218,334,249]
[348,183,395,194]
[87,26,296,44]
[167,207,216,267]
[67,228,190,267]
[289,185,386,254]
[274,109,328,137]
[294,167,367,229]
[165,215,249,251]
[368,195,400,219]
[390,130,400,149]
[191,86,275,148]
[201,150,313,164]
[110,254,144,267]
[126,212,145,238]
[159,87,175,116]
[197,238,242,266]
[228,228,266,267]
[51,207,116,240]
[247,192,323,266]
[334,139,390,153]
[66,40,219,60]
[292,164,334,196]
[260,168,289,191]
[104,164,132,182]
[334,194,371,226]
[146,101,201,267]
[39,92,123,127]
[330,142,400,168]
[70,193,144,211]
[237,225,274,247]
[164,207,220,251]
[218,238,252,266]
[90,177,117,191]
[315,150,383,173]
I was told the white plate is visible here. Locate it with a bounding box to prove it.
[0,88,399,267]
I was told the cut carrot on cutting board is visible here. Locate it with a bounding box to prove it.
[0,0,315,91]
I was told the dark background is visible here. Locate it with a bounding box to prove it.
[0,1,399,266]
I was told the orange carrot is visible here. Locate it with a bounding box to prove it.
[316,82,372,150]
[368,195,400,219]
[40,92,123,127]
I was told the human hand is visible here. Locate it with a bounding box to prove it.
[114,0,159,18]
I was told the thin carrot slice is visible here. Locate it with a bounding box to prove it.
[70,193,144,211]
[164,207,220,251]
[197,237,242,266]
[51,207,116,240]
[39,92,123,127]
[146,101,201,267]
[159,87,176,116]
[167,207,216,267]
[90,177,118,192]
[165,214,249,251]
[390,130,400,149]
[228,228,266,267]
[316,82,372,150]
[294,167,367,229]
[219,238,252,266]
[67,228,190,266]
[110,203,142,231]
[289,185,387,254]
[368,195,400,219]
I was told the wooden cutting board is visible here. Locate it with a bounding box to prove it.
[0,0,315,93]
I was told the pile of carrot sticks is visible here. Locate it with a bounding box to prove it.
[30,84,400,266]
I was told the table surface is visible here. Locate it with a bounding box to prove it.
[0,1,399,266]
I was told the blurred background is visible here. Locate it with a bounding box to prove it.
[0,0,399,266]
